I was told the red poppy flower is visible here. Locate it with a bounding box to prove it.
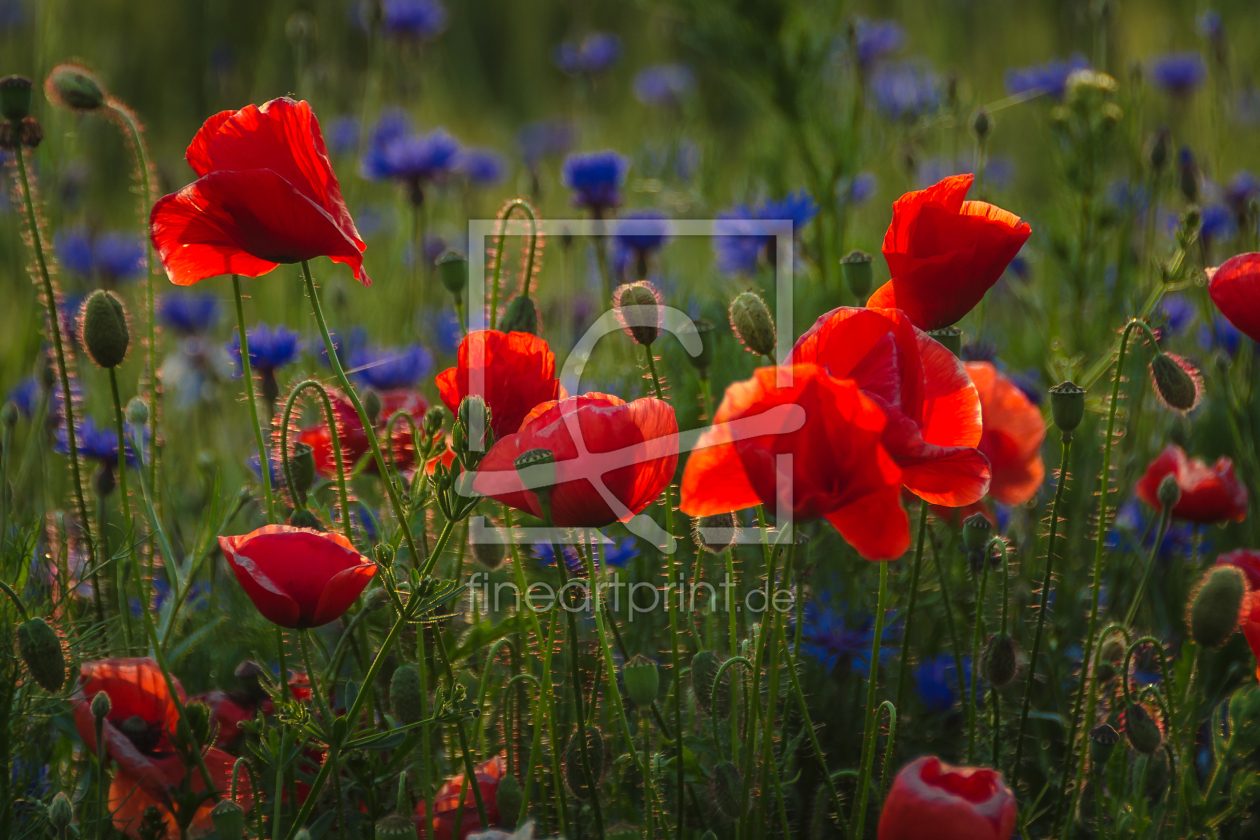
[218,525,377,628]
[414,754,507,840]
[1135,445,1248,524]
[297,389,427,478]
[868,175,1031,331]
[1208,252,1260,342]
[151,98,368,286]
[435,330,564,440]
[473,393,678,528]
[966,362,1045,506]
[680,364,910,560]
[790,306,990,506]
[110,747,249,839]
[1218,549,1260,590]
[878,756,1016,840]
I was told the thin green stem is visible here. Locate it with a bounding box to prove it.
[784,637,849,835]
[894,501,930,723]
[852,561,890,840]
[1124,507,1172,627]
[232,275,276,523]
[487,200,539,330]
[108,370,136,635]
[967,557,990,764]
[755,543,794,834]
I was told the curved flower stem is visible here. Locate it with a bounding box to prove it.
[1013,434,1072,784]
[877,701,898,800]
[300,260,420,566]
[12,142,97,620]
[852,560,891,840]
[0,581,30,621]
[232,275,276,524]
[280,380,352,542]
[108,369,136,650]
[488,199,540,330]
[1123,507,1172,628]
[967,557,990,764]
[893,501,930,728]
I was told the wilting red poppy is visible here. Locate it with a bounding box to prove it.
[474,393,677,528]
[218,525,377,628]
[297,389,427,477]
[868,174,1031,331]
[878,756,1016,840]
[966,362,1045,506]
[414,754,507,840]
[680,364,910,560]
[789,306,990,506]
[151,98,368,286]
[1136,444,1248,524]
[435,330,564,440]
[1208,252,1260,342]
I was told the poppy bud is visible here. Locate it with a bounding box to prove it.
[89,690,111,723]
[564,725,606,800]
[1099,635,1125,664]
[1157,473,1182,510]
[969,106,992,140]
[961,512,992,554]
[514,447,557,492]
[0,399,15,428]
[80,290,130,369]
[729,291,776,357]
[210,799,245,840]
[1089,723,1120,769]
[50,791,73,831]
[374,814,417,840]
[690,649,731,718]
[0,75,33,122]
[495,774,522,829]
[362,389,382,427]
[500,295,539,335]
[126,396,149,426]
[286,508,324,531]
[1149,352,1202,413]
[390,665,423,725]
[45,64,106,112]
[286,441,315,497]
[683,318,715,374]
[456,395,492,458]
[181,700,212,750]
[472,529,506,569]
[1179,148,1200,203]
[711,761,744,822]
[422,406,445,437]
[692,512,739,554]
[1123,702,1164,755]
[1189,565,1247,649]
[840,250,874,300]
[437,250,468,297]
[980,633,1018,688]
[1049,381,1086,434]
[614,281,663,346]
[1145,128,1170,173]
[622,654,660,708]
[17,616,65,692]
[1143,749,1170,803]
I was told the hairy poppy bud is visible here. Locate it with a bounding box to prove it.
[390,665,423,725]
[362,389,382,427]
[1123,702,1164,755]
[962,512,992,554]
[564,725,606,800]
[17,616,65,692]
[614,281,663,346]
[969,106,992,140]
[1,400,18,428]
[289,442,316,500]
[455,395,492,462]
[500,295,539,335]
[437,250,468,297]
[1157,473,1182,510]
[690,649,731,718]
[1149,352,1202,413]
[514,447,557,492]
[729,291,776,357]
[711,761,744,822]
[692,512,739,554]
[422,406,445,437]
[981,633,1018,688]
[90,691,111,723]
[126,396,149,426]
[0,75,33,122]
[210,799,245,840]
[683,318,715,374]
[374,814,417,840]
[840,250,874,300]
[1189,566,1247,649]
[1049,381,1086,434]
[286,507,324,531]
[1089,723,1120,769]
[622,654,660,708]
[80,290,130,368]
[495,775,523,829]
[45,64,106,112]
[50,791,74,830]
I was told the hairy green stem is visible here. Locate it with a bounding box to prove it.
[852,560,890,840]
[894,501,930,726]
[232,275,276,523]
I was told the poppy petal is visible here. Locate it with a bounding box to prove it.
[825,484,911,560]
[310,563,378,627]
[1209,252,1260,343]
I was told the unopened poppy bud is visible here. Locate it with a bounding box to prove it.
[1049,381,1086,435]
[456,395,492,454]
[614,281,663,346]
[1089,723,1120,768]
[0,75,33,122]
[1157,474,1182,510]
[289,441,316,499]
[1145,128,1170,173]
[711,761,744,822]
[422,406,445,437]
[980,633,1018,688]
[287,507,324,531]
[500,294,539,335]
[90,690,111,722]
[126,396,149,425]
[1179,150,1200,203]
[962,513,993,554]
[182,700,212,749]
[683,318,715,373]
[362,389,382,427]
[45,64,106,112]
[1189,566,1247,649]
[692,512,739,554]
[1123,702,1164,755]
[49,791,73,830]
[969,106,992,140]
[690,649,730,718]
[514,448,557,492]
[364,587,390,610]
[210,799,245,840]
[622,654,660,708]
[729,291,776,357]
[495,775,522,829]
[80,290,130,368]
[1149,352,1202,413]
[564,725,606,800]
[471,527,506,569]
[1100,636,1126,664]
[840,250,874,300]
[1,400,18,428]
[390,665,423,725]
[17,616,65,692]
[437,250,468,297]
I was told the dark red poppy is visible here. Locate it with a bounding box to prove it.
[414,754,507,840]
[435,329,564,440]
[473,393,678,528]
[1209,252,1260,342]
[1218,549,1260,590]
[966,362,1046,506]
[868,174,1031,331]
[218,525,377,628]
[789,306,990,506]
[878,756,1016,840]
[110,746,248,839]
[1136,444,1248,525]
[297,388,427,478]
[680,364,910,560]
[150,98,368,286]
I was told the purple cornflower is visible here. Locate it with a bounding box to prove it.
[159,292,219,335]
[54,228,146,284]
[326,115,362,157]
[361,110,461,199]
[1150,52,1208,96]
[227,323,301,375]
[517,118,576,168]
[457,147,508,186]
[347,343,433,391]
[868,60,941,121]
[853,19,904,69]
[1004,54,1090,99]
[712,191,818,276]
[633,64,696,106]
[561,151,630,214]
[797,591,900,673]
[554,32,621,76]
[379,0,447,40]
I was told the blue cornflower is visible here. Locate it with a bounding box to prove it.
[0,0,23,29]
[561,151,630,213]
[533,541,584,573]
[1197,10,1224,44]
[633,64,696,106]
[915,654,972,713]
[228,323,301,375]
[517,118,576,167]
[1200,203,1237,242]
[320,326,368,368]
[598,537,639,568]
[457,147,508,186]
[56,417,136,468]
[1106,180,1151,216]
[797,591,900,673]
[7,376,41,418]
[361,111,461,191]
[379,0,447,39]
[355,503,381,544]
[1199,314,1242,357]
[1107,497,1202,561]
[326,115,361,157]
[402,233,451,270]
[760,191,821,231]
[614,210,671,260]
[1150,53,1208,96]
[55,228,93,275]
[246,446,283,488]
[1159,295,1197,336]
[712,191,818,276]
[868,61,941,121]
[838,172,877,206]
[430,309,463,356]
[675,139,700,183]
[554,32,621,76]
[853,19,904,68]
[347,343,433,391]
[1225,171,1259,216]
[159,292,219,335]
[55,228,146,283]
[1004,54,1090,99]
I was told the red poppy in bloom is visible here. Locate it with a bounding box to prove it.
[111,748,247,839]
[297,389,427,477]
[1136,445,1248,524]
[789,306,990,506]
[474,394,678,528]
[151,98,368,285]
[435,330,564,440]
[680,364,910,560]
[966,362,1046,506]
[878,756,1016,840]
[414,754,507,840]
[218,525,377,628]
[868,174,1032,331]
[1208,253,1260,342]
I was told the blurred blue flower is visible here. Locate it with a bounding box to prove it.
[159,292,219,335]
[713,191,818,275]
[1199,314,1242,357]
[1008,370,1043,405]
[378,0,447,39]
[347,343,433,391]
[7,376,40,418]
[246,446,282,488]
[675,139,700,183]
[853,19,904,69]
[614,209,670,258]
[0,0,24,29]
[1004,54,1090,99]
[458,146,508,186]
[1107,497,1202,561]
[534,541,584,573]
[56,417,137,468]
[1106,180,1150,216]
[633,64,696,106]
[327,115,361,157]
[916,155,1014,191]
[1201,203,1237,242]
[228,323,301,375]
[869,61,941,121]
[554,32,621,76]
[596,537,638,568]
[355,503,381,544]
[798,590,900,673]
[1159,295,1196,336]
[1225,171,1259,216]
[1197,10,1224,43]
[55,228,145,283]
[402,233,451,270]
[320,326,368,368]
[561,151,630,212]
[517,118,576,167]
[1150,52,1208,95]
[915,654,972,713]
[429,308,463,355]
[361,111,461,188]
[838,172,877,206]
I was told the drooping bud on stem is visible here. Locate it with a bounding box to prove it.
[1157,473,1182,511]
[969,106,992,141]
[692,512,739,554]
[614,280,664,346]
[17,616,65,692]
[437,250,468,298]
[1149,352,1202,413]
[1123,702,1165,755]
[729,291,776,357]
[980,633,1018,687]
[45,63,107,112]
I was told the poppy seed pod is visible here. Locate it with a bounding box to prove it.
[374,814,418,840]
[711,761,744,822]
[615,281,663,346]
[210,799,245,840]
[929,326,963,357]
[45,64,106,112]
[49,791,73,831]
[622,654,659,708]
[1157,473,1182,510]
[962,512,993,555]
[437,250,468,297]
[1049,381,1086,434]
[126,396,149,426]
[1149,352,1202,413]
[1123,702,1164,755]
[80,290,130,369]
[1189,565,1247,649]
[390,665,423,725]
[684,318,716,374]
[17,616,65,692]
[0,75,33,122]
[692,512,739,554]
[729,291,776,357]
[840,250,874,300]
[500,294,539,335]
[564,725,606,800]
[1089,723,1120,769]
[514,447,557,492]
[980,633,1018,688]
[495,775,523,829]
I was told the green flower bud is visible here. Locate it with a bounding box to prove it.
[495,774,522,829]
[691,512,739,554]
[422,406,445,438]
[80,290,130,369]
[390,665,423,725]
[622,654,660,708]
[500,294,539,335]
[840,250,874,300]
[288,441,316,500]
[1189,565,1247,649]
[436,250,468,297]
[980,633,1018,688]
[690,649,730,718]
[91,690,111,721]
[1123,702,1164,755]
[362,389,383,427]
[17,616,65,692]
[180,700,212,750]
[564,725,606,800]
[455,395,492,461]
[49,791,74,831]
[1149,352,1202,413]
[1157,473,1182,511]
[514,448,557,492]
[0,75,33,122]
[1,399,18,428]
[126,396,149,426]
[210,799,245,840]
[1145,128,1170,173]
[45,64,106,112]
[729,291,776,357]
[1089,723,1119,770]
[683,318,716,374]
[1049,381,1086,434]
[614,281,663,346]
[374,814,418,840]
[969,106,992,140]
[711,761,744,823]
